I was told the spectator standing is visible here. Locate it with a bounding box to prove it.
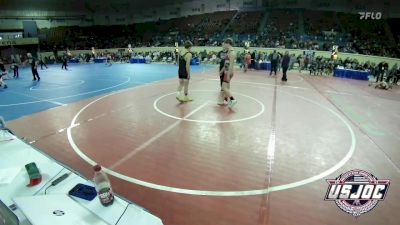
[0,60,8,88]
[27,53,40,81]
[39,55,48,70]
[244,50,251,72]
[269,50,279,76]
[61,52,68,70]
[12,60,19,79]
[281,51,290,82]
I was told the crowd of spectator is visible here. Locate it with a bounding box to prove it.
[2,44,399,89]
[35,9,400,60]
[2,8,400,88]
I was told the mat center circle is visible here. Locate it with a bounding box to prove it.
[153,90,265,123]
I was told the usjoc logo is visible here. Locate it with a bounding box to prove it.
[359,12,382,20]
[325,169,390,217]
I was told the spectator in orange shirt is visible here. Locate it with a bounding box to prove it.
[244,50,251,72]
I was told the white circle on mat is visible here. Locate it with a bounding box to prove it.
[30,80,85,91]
[153,90,265,123]
[67,82,356,196]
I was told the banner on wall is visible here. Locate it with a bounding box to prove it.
[0,38,39,46]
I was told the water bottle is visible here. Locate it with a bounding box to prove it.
[0,116,5,129]
[93,165,114,206]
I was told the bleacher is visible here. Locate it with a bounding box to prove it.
[303,10,339,35]
[226,11,264,34]
[35,9,400,58]
[269,10,299,34]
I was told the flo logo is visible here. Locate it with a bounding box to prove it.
[325,169,390,217]
[359,12,382,20]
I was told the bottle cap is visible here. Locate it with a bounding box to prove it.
[93,165,102,172]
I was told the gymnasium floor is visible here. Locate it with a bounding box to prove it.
[2,63,400,225]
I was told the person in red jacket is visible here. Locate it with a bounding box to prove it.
[244,50,251,72]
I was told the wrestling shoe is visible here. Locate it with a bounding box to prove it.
[176,95,185,102]
[228,99,237,108]
[183,96,193,102]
